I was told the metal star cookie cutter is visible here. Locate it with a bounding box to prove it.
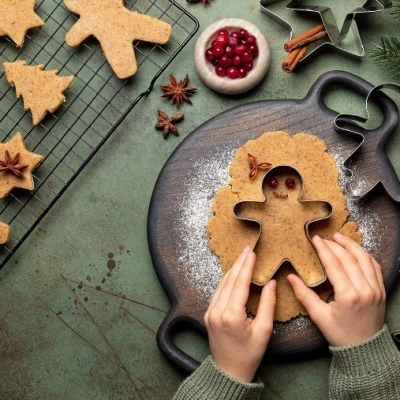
[233,165,333,287]
[334,82,400,202]
[260,0,392,63]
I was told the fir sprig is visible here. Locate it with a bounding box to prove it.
[370,36,400,75]
[369,3,400,76]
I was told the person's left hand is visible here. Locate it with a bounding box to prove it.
[204,246,277,383]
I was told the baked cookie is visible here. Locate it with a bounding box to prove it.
[64,0,172,79]
[0,131,44,198]
[207,131,361,321]
[0,221,10,245]
[3,60,74,126]
[0,0,44,47]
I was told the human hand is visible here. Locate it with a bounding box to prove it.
[204,246,276,383]
[287,232,386,347]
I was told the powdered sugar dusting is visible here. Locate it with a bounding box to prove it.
[174,143,239,302]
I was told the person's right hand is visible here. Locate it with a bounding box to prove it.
[287,232,386,347]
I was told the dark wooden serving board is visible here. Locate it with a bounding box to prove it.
[147,70,400,373]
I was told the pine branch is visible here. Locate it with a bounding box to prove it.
[370,36,400,76]
[391,3,400,19]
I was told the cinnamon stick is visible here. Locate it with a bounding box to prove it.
[289,30,327,52]
[284,24,325,52]
[282,45,309,73]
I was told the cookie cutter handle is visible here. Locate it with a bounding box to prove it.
[306,70,399,136]
[157,307,205,374]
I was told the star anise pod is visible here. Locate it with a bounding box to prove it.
[0,150,29,178]
[155,110,184,139]
[248,153,271,180]
[160,74,197,109]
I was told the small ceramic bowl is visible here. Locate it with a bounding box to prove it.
[194,18,271,95]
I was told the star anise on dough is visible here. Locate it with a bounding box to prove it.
[160,74,197,108]
[155,110,184,138]
[0,150,29,178]
[248,153,271,180]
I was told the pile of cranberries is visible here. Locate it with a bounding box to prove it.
[205,28,259,79]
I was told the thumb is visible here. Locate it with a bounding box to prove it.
[286,274,327,322]
[254,279,276,333]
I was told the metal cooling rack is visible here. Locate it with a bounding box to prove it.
[0,0,199,267]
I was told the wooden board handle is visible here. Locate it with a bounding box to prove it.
[157,308,206,374]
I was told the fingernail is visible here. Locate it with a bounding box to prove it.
[334,232,344,239]
[243,246,252,254]
[312,235,322,242]
[268,279,276,290]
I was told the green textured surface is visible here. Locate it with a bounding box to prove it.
[0,1,400,399]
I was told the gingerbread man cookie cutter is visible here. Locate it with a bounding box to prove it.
[233,165,333,287]
[334,82,400,202]
[260,0,392,63]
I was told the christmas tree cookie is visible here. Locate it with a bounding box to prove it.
[3,60,74,126]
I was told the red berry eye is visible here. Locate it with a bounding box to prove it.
[285,178,295,189]
[268,178,278,188]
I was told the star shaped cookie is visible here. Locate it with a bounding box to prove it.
[0,0,44,47]
[0,132,44,198]
[64,0,172,79]
[0,221,10,245]
[234,166,332,287]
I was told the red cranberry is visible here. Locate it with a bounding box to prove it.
[215,34,228,47]
[230,31,241,39]
[243,62,253,71]
[232,55,242,66]
[212,45,225,57]
[218,55,232,68]
[218,29,229,37]
[268,178,279,188]
[234,44,246,55]
[205,48,214,61]
[285,178,295,189]
[227,67,239,79]
[241,52,253,63]
[215,66,226,77]
[225,45,235,57]
[246,35,257,45]
[238,68,247,78]
[247,44,259,57]
[239,29,248,37]
[228,36,239,47]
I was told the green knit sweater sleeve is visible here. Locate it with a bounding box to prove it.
[173,355,264,400]
[329,324,400,399]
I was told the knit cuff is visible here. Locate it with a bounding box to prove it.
[173,355,264,400]
[329,324,399,375]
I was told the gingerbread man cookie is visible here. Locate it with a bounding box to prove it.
[0,131,43,197]
[234,166,332,287]
[64,0,172,79]
[0,0,44,47]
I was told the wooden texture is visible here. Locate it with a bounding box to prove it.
[147,71,400,373]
